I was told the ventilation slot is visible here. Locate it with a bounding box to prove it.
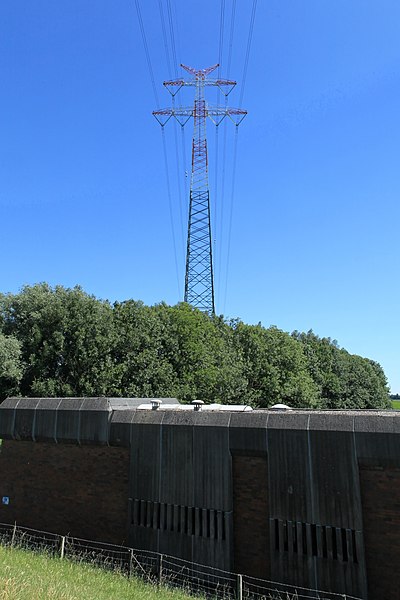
[131,499,227,540]
[271,519,359,563]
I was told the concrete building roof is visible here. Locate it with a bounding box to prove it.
[0,397,399,445]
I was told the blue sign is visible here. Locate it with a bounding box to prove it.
[2,497,9,505]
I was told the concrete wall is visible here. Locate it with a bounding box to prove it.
[1,398,400,599]
[127,410,233,571]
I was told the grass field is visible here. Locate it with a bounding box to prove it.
[392,400,400,410]
[0,545,197,600]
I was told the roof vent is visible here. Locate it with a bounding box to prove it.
[191,400,204,412]
[151,399,163,411]
[270,403,292,411]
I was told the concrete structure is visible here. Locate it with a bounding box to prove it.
[0,397,399,599]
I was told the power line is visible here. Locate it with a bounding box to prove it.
[226,0,236,79]
[214,0,226,273]
[181,125,189,225]
[160,0,185,256]
[215,0,237,306]
[166,0,179,78]
[134,0,181,297]
[222,0,257,312]
[143,0,253,310]
[239,0,257,108]
[217,0,225,78]
[213,125,220,266]
[172,106,186,257]
[158,0,173,79]
[134,0,160,107]
[222,126,239,314]
[161,127,182,298]
[217,121,228,303]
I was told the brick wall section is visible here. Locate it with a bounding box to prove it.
[232,454,270,578]
[0,440,130,545]
[359,463,400,600]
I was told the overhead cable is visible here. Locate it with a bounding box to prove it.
[214,0,226,262]
[239,0,257,108]
[158,0,173,79]
[217,0,226,78]
[134,0,160,107]
[181,125,189,225]
[166,0,179,78]
[135,0,181,295]
[226,0,236,78]
[161,128,182,298]
[173,114,186,256]
[222,126,239,314]
[217,122,228,302]
[222,0,256,310]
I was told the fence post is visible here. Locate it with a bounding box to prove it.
[11,522,17,547]
[158,553,163,586]
[60,536,65,559]
[128,549,133,579]
[236,573,243,600]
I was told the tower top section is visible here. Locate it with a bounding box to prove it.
[153,64,247,128]
[180,63,219,78]
[162,63,237,96]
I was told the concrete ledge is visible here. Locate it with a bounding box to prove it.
[354,413,396,434]
[308,412,354,432]
[267,412,310,430]
[229,412,269,429]
[229,412,268,453]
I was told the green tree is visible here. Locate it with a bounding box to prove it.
[154,303,247,404]
[0,333,23,401]
[336,352,390,409]
[292,330,390,409]
[234,323,319,408]
[112,300,177,398]
[0,284,117,397]
[0,283,390,410]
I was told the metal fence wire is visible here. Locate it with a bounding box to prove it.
[0,522,362,600]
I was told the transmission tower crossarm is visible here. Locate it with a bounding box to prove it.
[153,105,247,126]
[164,78,237,88]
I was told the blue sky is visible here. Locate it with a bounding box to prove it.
[1,1,399,392]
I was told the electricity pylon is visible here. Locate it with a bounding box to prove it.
[153,63,246,315]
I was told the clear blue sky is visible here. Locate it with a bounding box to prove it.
[1,1,399,392]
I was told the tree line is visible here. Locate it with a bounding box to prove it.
[0,284,390,409]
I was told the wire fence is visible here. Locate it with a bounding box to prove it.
[0,522,362,600]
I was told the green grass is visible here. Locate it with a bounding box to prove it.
[391,400,400,410]
[0,546,198,600]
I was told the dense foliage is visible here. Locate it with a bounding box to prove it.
[0,284,390,409]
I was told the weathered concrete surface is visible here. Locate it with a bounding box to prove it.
[0,397,178,444]
[1,401,400,599]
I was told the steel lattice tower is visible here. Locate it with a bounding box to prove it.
[153,64,246,314]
